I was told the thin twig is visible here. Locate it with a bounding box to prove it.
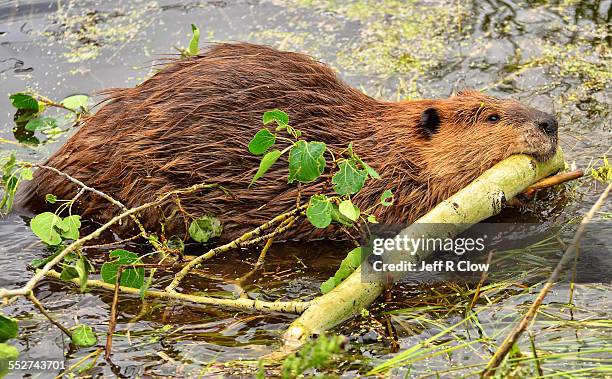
[481,182,611,378]
[105,263,168,359]
[27,293,72,338]
[105,266,123,360]
[469,250,494,310]
[521,170,584,196]
[0,182,221,301]
[56,348,103,379]
[528,331,543,377]
[235,236,276,298]
[165,204,306,293]
[239,214,299,248]
[37,165,152,243]
[81,234,142,250]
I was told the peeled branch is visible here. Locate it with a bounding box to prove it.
[279,149,565,354]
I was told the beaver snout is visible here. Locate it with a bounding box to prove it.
[534,111,558,136]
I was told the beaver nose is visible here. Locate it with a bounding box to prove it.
[536,113,558,134]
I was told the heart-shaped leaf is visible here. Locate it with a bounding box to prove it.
[0,315,18,342]
[248,129,276,155]
[262,109,289,127]
[0,342,19,376]
[306,195,333,228]
[188,215,222,243]
[332,159,367,195]
[56,215,81,240]
[30,212,62,245]
[338,199,360,221]
[101,250,144,289]
[70,324,97,348]
[9,93,39,111]
[288,141,326,183]
[25,116,58,131]
[60,95,90,113]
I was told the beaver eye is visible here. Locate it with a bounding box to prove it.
[487,114,500,123]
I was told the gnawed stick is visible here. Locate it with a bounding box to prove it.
[275,150,565,358]
[481,182,611,378]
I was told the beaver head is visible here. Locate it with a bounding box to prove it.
[420,89,558,163]
[365,88,559,223]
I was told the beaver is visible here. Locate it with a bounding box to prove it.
[16,43,558,242]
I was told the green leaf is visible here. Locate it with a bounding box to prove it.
[356,156,380,180]
[320,247,363,294]
[75,256,91,292]
[367,215,378,223]
[60,95,89,113]
[338,199,360,221]
[30,212,62,245]
[262,109,289,126]
[0,315,18,342]
[319,278,336,294]
[188,215,222,243]
[248,129,276,155]
[380,189,394,206]
[25,116,58,131]
[30,249,60,270]
[332,159,367,195]
[9,93,39,111]
[188,24,200,56]
[19,168,33,181]
[45,194,57,204]
[140,270,155,300]
[1,153,16,181]
[0,176,18,212]
[334,261,353,281]
[346,247,362,268]
[0,342,19,377]
[330,204,353,226]
[288,141,326,183]
[57,215,81,240]
[100,250,144,289]
[60,266,79,281]
[306,195,333,229]
[251,149,282,185]
[70,324,97,348]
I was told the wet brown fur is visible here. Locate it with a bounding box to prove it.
[16,43,558,242]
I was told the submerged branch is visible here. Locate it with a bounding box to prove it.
[44,270,310,314]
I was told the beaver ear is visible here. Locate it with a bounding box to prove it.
[420,108,440,138]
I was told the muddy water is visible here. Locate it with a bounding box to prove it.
[0,0,610,378]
